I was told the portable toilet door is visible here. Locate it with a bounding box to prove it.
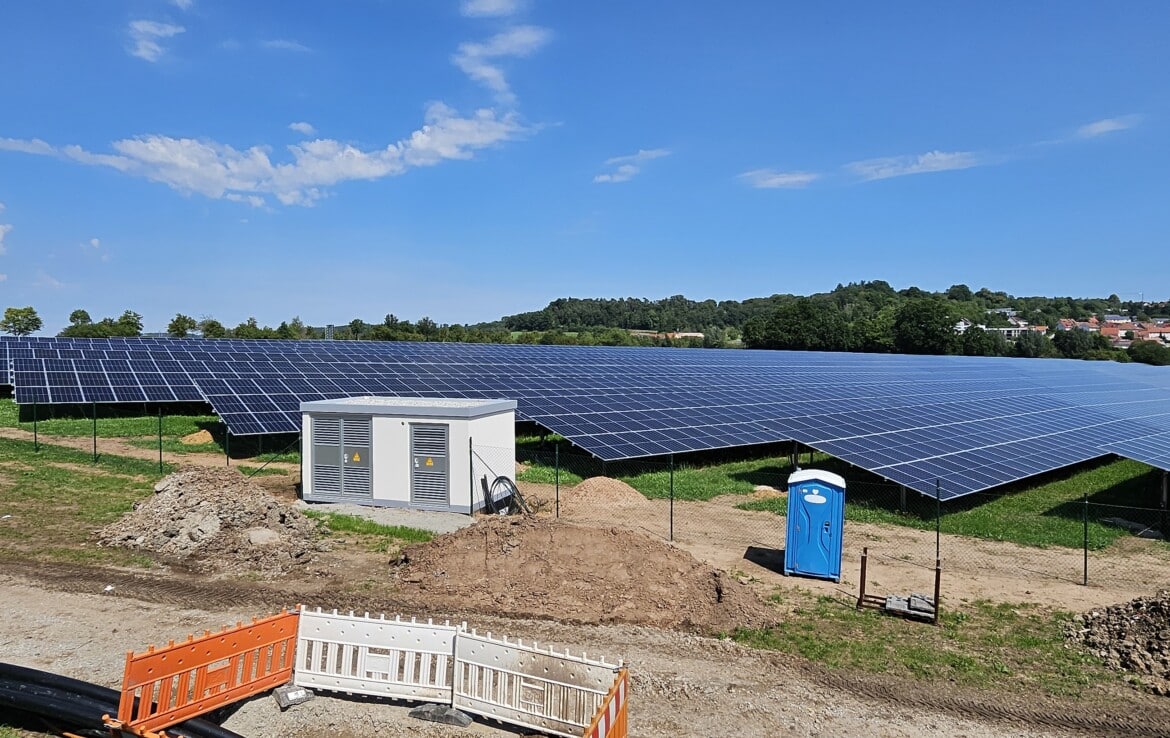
[784,469,847,582]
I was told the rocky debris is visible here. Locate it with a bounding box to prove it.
[393,515,777,634]
[1066,590,1170,694]
[98,466,325,578]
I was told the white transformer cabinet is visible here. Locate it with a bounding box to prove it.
[300,396,516,513]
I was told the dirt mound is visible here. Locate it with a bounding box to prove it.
[1067,590,1170,694]
[98,466,324,578]
[181,429,214,445]
[554,476,652,516]
[394,515,776,634]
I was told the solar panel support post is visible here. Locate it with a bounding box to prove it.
[91,402,97,464]
[1082,489,1089,586]
[1161,471,1168,539]
[934,479,941,562]
[669,454,675,542]
[900,486,907,514]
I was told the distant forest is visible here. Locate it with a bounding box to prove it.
[4,281,1169,365]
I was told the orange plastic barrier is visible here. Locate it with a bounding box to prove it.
[581,667,628,738]
[110,608,299,736]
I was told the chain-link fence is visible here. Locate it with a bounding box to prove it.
[512,444,1170,598]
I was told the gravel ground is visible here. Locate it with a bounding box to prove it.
[295,500,478,534]
[0,574,1090,738]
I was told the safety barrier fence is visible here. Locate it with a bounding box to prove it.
[294,608,622,738]
[109,609,299,736]
[583,667,629,738]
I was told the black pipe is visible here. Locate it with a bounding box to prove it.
[0,663,245,738]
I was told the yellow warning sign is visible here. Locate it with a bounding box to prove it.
[425,457,434,467]
[353,453,360,462]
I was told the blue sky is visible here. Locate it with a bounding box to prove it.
[1,1,1167,335]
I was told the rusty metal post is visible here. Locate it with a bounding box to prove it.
[857,547,868,609]
[932,559,942,626]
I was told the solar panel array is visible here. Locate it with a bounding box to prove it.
[3,336,1169,499]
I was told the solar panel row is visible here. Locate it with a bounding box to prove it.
[2,336,1168,499]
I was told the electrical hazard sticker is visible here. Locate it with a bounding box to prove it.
[425,457,434,467]
[352,452,361,462]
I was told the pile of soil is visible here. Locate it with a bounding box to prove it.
[98,466,324,578]
[556,476,652,516]
[181,429,215,445]
[1067,590,1170,694]
[394,515,776,634]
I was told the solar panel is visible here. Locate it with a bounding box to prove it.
[2,336,1168,498]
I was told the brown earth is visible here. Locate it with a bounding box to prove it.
[181,428,215,445]
[1067,589,1170,694]
[393,515,774,633]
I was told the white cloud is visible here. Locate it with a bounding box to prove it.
[262,39,311,52]
[171,0,194,9]
[0,223,11,254]
[0,137,55,155]
[34,271,63,289]
[0,103,526,207]
[289,121,317,136]
[453,25,551,102]
[593,148,670,183]
[84,237,100,249]
[128,20,185,62]
[0,274,7,282]
[461,0,522,17]
[846,150,981,181]
[0,201,5,212]
[1076,115,1141,139]
[739,169,819,189]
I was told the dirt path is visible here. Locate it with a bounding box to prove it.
[530,487,1170,612]
[0,426,299,471]
[5,571,1169,738]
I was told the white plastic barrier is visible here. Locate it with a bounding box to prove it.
[453,628,620,738]
[294,609,457,702]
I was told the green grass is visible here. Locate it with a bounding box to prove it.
[740,458,1164,550]
[0,398,217,439]
[0,436,172,566]
[303,510,433,553]
[735,592,1114,697]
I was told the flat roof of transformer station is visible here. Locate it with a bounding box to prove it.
[301,395,517,419]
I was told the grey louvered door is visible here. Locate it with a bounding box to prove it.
[312,415,372,499]
[340,416,372,498]
[410,423,449,509]
[312,416,342,497]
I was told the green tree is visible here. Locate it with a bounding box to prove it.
[1127,340,1170,366]
[116,310,144,336]
[960,326,1009,357]
[1,306,43,336]
[1052,329,1111,359]
[198,317,227,339]
[892,298,955,355]
[1013,330,1057,358]
[167,313,198,338]
[68,309,92,326]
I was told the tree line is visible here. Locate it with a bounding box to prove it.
[2,281,1169,366]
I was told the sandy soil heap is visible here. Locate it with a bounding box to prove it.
[394,514,776,634]
[1067,590,1170,694]
[525,476,653,517]
[99,466,323,578]
[180,429,215,445]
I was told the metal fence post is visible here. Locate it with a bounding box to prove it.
[554,444,560,519]
[669,453,675,542]
[157,409,163,473]
[1083,489,1089,586]
[1161,471,1168,538]
[92,401,98,464]
[32,401,38,452]
[468,436,475,515]
[935,479,941,561]
[224,423,230,466]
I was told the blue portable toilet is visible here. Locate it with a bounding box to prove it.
[784,469,847,582]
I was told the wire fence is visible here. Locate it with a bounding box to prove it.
[512,445,1170,596]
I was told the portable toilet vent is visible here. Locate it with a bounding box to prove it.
[784,469,847,582]
[300,396,516,513]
